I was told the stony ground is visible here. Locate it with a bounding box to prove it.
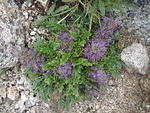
[0,68,52,113]
[0,1,150,113]
[0,60,150,113]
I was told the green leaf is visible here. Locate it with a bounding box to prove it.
[111,72,122,79]
[80,30,91,40]
[33,16,49,25]
[47,4,56,15]
[55,5,70,13]
[78,40,86,46]
[48,59,60,66]
[96,43,122,79]
[99,0,106,16]
[72,58,93,66]
[60,52,71,64]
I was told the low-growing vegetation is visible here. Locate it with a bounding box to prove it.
[19,0,128,111]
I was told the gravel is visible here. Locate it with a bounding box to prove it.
[0,68,52,113]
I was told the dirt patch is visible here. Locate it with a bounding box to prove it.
[69,70,149,113]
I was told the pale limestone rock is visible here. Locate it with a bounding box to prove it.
[7,86,19,100]
[121,43,149,75]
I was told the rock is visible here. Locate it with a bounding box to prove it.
[121,43,149,75]
[7,86,19,100]
[0,98,2,104]
[140,76,150,92]
[23,11,29,20]
[30,31,36,36]
[133,0,150,5]
[36,0,49,9]
[0,84,7,99]
[0,0,24,69]
[24,100,35,108]
[25,93,37,108]
[123,4,150,44]
[15,92,27,111]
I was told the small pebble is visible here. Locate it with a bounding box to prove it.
[30,31,36,36]
[23,12,28,19]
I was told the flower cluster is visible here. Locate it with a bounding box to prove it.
[83,38,110,62]
[88,66,109,84]
[95,17,121,38]
[59,32,73,52]
[57,62,73,78]
[19,47,51,74]
[18,17,122,109]
[83,17,121,62]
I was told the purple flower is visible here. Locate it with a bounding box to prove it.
[57,62,72,78]
[83,38,110,62]
[59,32,73,52]
[27,48,38,57]
[59,32,73,43]
[69,26,77,32]
[19,47,53,75]
[88,67,109,84]
[60,42,70,52]
[95,17,121,38]
[37,56,45,63]
[95,27,113,38]
[32,63,41,73]
[19,47,46,73]
[44,70,51,74]
[102,16,121,28]
[19,48,36,68]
